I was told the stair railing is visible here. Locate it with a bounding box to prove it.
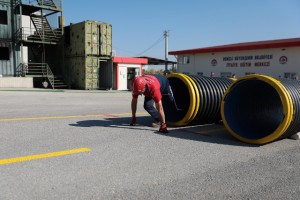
[16,63,27,77]
[42,63,55,89]
[17,62,55,89]
[15,27,62,43]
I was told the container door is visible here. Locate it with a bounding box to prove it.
[99,24,112,56]
[86,22,99,55]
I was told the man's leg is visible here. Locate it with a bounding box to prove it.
[144,97,160,122]
[164,85,182,111]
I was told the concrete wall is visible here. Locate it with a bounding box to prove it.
[0,77,33,88]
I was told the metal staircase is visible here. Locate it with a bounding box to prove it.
[28,14,61,43]
[53,75,68,89]
[36,0,57,8]
[16,63,68,89]
[14,0,66,89]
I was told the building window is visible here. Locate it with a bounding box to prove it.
[220,72,232,78]
[0,10,8,25]
[284,73,290,79]
[183,56,190,64]
[284,72,297,79]
[0,47,9,60]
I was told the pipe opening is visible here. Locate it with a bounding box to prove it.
[224,79,284,139]
[163,77,190,122]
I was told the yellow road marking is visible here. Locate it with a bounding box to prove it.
[0,112,147,122]
[0,148,91,165]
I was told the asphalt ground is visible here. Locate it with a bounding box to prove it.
[0,88,300,200]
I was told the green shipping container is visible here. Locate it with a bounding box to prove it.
[66,20,112,57]
[65,56,100,90]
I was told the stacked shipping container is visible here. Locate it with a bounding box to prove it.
[64,20,112,89]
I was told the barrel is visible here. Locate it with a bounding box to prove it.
[221,74,300,144]
[163,73,233,126]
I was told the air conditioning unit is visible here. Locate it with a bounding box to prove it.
[112,50,116,57]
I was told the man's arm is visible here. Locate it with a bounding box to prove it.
[131,98,138,117]
[155,100,166,124]
[130,97,138,125]
[155,100,168,133]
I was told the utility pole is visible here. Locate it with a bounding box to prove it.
[164,30,169,75]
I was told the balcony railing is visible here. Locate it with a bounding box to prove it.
[20,0,62,9]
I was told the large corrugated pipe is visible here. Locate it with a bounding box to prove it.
[162,73,233,126]
[221,74,300,145]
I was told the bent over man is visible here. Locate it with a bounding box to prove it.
[130,74,176,133]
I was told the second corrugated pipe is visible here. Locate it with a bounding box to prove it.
[221,74,300,144]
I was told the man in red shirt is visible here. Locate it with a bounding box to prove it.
[130,74,176,133]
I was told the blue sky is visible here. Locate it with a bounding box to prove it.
[63,0,300,61]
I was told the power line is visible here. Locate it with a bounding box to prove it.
[113,45,137,55]
[135,34,165,56]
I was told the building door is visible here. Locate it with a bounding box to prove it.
[118,66,128,90]
[127,68,136,90]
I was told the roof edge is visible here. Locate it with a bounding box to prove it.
[113,56,148,64]
[169,37,300,55]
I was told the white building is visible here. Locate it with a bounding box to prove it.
[113,56,147,90]
[169,38,300,79]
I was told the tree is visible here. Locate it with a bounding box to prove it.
[170,65,177,73]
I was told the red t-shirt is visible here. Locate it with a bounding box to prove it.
[132,75,162,103]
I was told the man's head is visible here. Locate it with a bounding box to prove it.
[132,76,147,95]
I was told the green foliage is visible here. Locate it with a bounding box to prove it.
[143,66,177,75]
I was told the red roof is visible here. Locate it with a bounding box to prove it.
[169,38,300,55]
[113,56,148,64]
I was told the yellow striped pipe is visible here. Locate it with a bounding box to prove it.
[221,74,294,144]
[167,73,199,126]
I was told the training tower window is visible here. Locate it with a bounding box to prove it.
[0,47,9,60]
[0,10,8,24]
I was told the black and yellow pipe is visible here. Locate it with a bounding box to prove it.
[221,74,300,144]
[163,73,233,126]
[163,73,199,126]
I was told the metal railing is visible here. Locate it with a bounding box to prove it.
[16,63,27,77]
[15,27,62,43]
[43,63,54,89]
[22,0,62,9]
[16,62,55,89]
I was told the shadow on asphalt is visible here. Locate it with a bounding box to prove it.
[69,116,257,147]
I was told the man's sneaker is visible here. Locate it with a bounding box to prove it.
[152,121,161,128]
